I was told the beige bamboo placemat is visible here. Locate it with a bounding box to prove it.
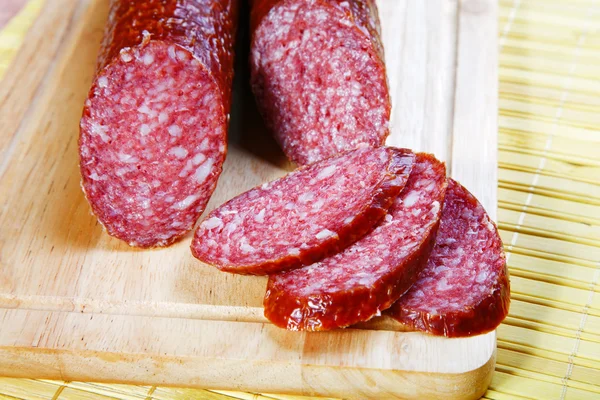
[0,0,599,399]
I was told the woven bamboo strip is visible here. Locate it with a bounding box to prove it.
[500,117,600,144]
[497,348,600,385]
[500,81,600,109]
[507,252,600,285]
[0,378,58,400]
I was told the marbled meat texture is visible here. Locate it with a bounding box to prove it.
[250,0,390,165]
[388,179,510,337]
[79,0,238,247]
[264,153,447,330]
[192,146,414,275]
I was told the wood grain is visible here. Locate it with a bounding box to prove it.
[0,0,498,398]
[452,0,499,218]
[383,0,458,161]
[0,0,81,174]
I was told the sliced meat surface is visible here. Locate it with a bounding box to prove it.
[192,146,414,275]
[388,178,510,337]
[250,0,390,165]
[79,0,238,247]
[264,153,447,330]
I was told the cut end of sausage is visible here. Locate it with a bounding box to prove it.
[192,146,414,275]
[388,179,510,337]
[264,153,447,331]
[79,41,227,248]
[251,0,390,165]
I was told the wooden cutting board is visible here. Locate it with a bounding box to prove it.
[0,0,498,399]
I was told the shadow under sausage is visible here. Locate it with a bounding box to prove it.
[227,0,290,171]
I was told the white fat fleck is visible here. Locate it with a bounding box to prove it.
[199,137,209,150]
[437,278,452,291]
[344,216,354,225]
[254,208,266,223]
[151,180,161,187]
[115,167,130,177]
[402,190,419,207]
[358,277,372,286]
[316,229,336,240]
[118,153,138,163]
[301,29,311,43]
[158,112,169,123]
[140,124,151,136]
[425,181,436,192]
[219,143,226,153]
[316,165,337,180]
[97,76,108,88]
[194,159,214,183]
[171,220,184,228]
[312,199,325,209]
[476,271,488,283]
[168,45,177,60]
[138,104,151,114]
[143,53,154,65]
[240,240,255,254]
[225,221,238,235]
[284,202,294,210]
[434,265,449,274]
[203,217,224,230]
[172,194,199,210]
[168,146,188,159]
[431,201,440,215]
[351,82,362,96]
[89,172,106,181]
[192,153,206,165]
[168,124,182,137]
[176,50,188,61]
[289,248,300,256]
[90,121,110,143]
[384,214,393,223]
[486,220,495,232]
[298,192,314,203]
[178,159,193,178]
[120,50,132,62]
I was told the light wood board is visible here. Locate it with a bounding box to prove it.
[0,0,498,399]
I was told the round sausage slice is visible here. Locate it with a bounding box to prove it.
[192,146,414,275]
[388,178,510,337]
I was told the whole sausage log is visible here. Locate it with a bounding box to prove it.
[79,0,239,247]
[250,0,391,165]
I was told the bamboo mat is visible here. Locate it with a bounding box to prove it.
[1,0,599,399]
